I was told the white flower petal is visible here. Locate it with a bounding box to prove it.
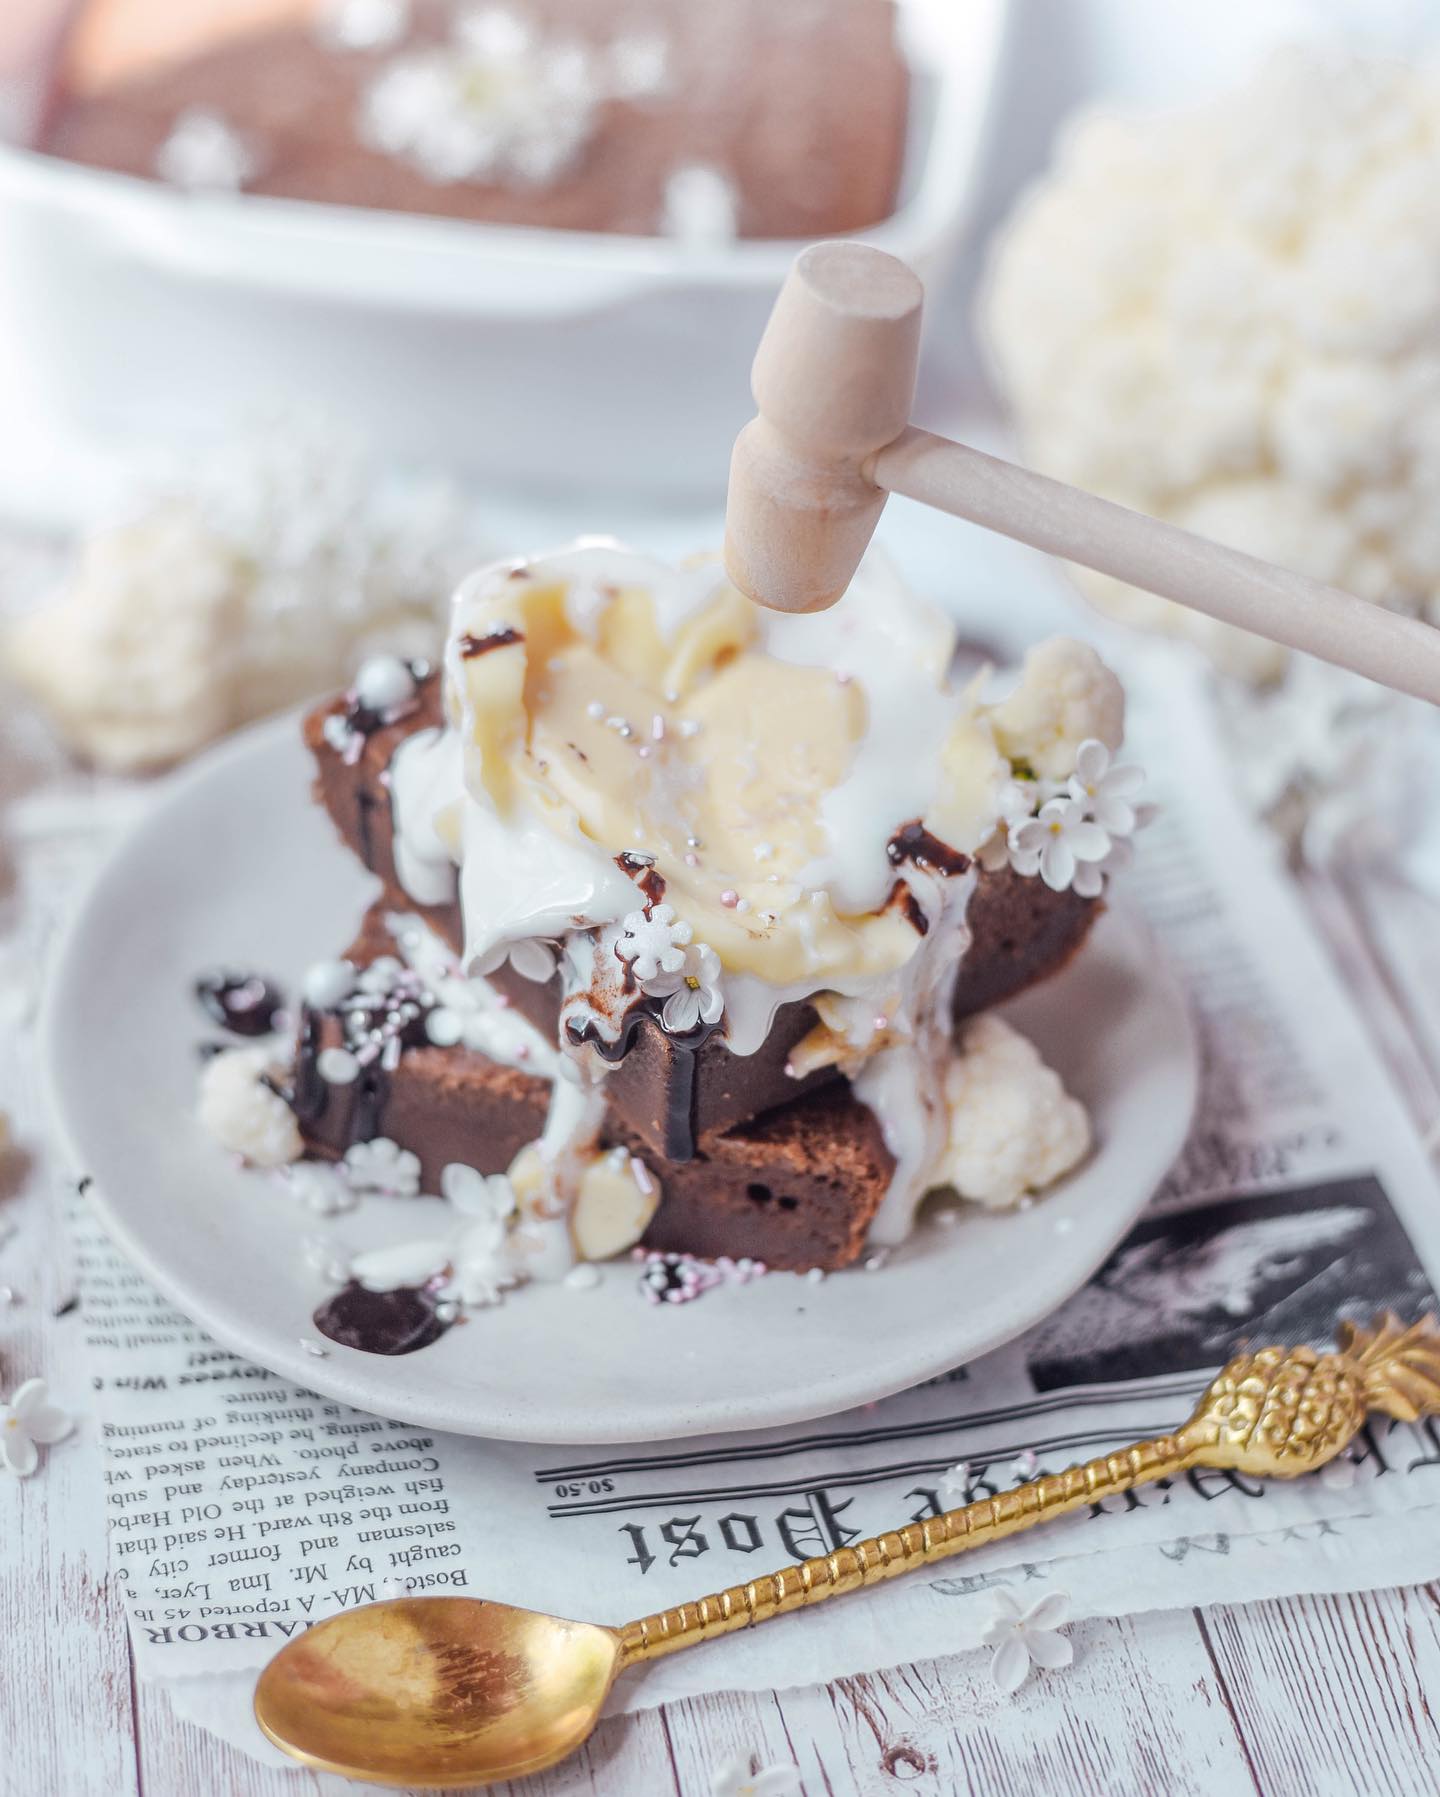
[662,987,701,1034]
[1093,797,1136,836]
[1023,1589,1071,1631]
[1101,763,1145,797]
[1072,860,1105,899]
[1026,1629,1074,1671]
[1067,821,1111,862]
[1040,838,1076,891]
[1073,739,1110,784]
[990,1633,1032,1694]
[2,1425,39,1477]
[1011,819,1047,855]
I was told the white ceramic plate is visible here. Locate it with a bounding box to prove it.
[44,713,1197,1444]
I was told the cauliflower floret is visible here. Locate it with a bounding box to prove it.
[198,1046,302,1168]
[986,638,1124,780]
[982,47,1440,683]
[937,1016,1090,1209]
[4,417,479,771]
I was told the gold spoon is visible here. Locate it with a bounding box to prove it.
[255,1314,1440,1789]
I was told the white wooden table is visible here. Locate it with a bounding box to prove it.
[6,559,1440,1797]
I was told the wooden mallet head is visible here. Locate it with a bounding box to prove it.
[724,241,923,614]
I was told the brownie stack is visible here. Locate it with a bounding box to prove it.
[290,674,1099,1271]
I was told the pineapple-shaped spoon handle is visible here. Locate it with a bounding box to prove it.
[618,1313,1440,1665]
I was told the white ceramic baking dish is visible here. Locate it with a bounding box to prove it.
[0,0,1010,504]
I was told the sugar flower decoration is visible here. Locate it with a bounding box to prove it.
[649,943,724,1035]
[982,1588,1074,1694]
[1073,832,1134,900]
[710,1754,803,1797]
[1009,798,1110,893]
[2,1379,75,1478]
[616,904,692,984]
[1067,739,1146,835]
[154,107,259,192]
[343,1138,422,1197]
[938,1460,971,1506]
[441,1162,517,1223]
[285,1161,357,1216]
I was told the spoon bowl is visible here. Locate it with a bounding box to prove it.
[254,1596,622,1789]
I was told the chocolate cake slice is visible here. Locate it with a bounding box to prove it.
[293,903,893,1270]
[303,675,1102,1162]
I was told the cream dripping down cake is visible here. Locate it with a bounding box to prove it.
[197,542,1148,1348]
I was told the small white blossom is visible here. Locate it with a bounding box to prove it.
[937,1461,971,1506]
[710,1754,803,1797]
[154,108,258,192]
[1067,738,1146,836]
[451,1223,522,1307]
[285,1162,357,1216]
[649,943,724,1035]
[441,1162,517,1223]
[616,904,692,984]
[1,1378,75,1478]
[982,1588,1074,1694]
[343,1138,422,1197]
[1009,797,1110,893]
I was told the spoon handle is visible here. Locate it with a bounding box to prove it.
[616,1313,1440,1668]
[616,1433,1195,1666]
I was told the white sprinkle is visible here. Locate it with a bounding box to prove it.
[686,835,703,849]
[678,719,701,738]
[864,1249,890,1272]
[303,958,357,1010]
[434,1299,460,1323]
[301,1339,329,1357]
[354,654,417,713]
[736,898,751,914]
[836,670,853,686]
[0,1285,18,1306]
[564,1263,602,1291]
[317,1047,360,1085]
[586,700,605,719]
[805,1267,826,1284]
[651,714,666,742]
[685,853,700,867]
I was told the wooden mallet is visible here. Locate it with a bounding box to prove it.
[725,241,1440,704]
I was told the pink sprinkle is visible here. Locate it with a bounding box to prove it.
[836,671,853,686]
[514,1043,530,1060]
[637,746,652,759]
[651,714,666,742]
[720,890,739,908]
[494,993,511,1009]
[873,1014,889,1032]
[685,853,700,868]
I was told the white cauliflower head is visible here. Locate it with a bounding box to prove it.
[982,48,1440,683]
[937,1015,1090,1209]
[198,1045,303,1168]
[4,414,482,771]
[986,637,1125,779]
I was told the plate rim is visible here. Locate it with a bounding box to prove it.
[42,711,1199,1444]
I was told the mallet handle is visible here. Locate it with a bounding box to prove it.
[871,426,1440,705]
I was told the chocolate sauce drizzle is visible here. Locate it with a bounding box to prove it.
[194,971,285,1036]
[312,1281,450,1355]
[566,1001,721,1163]
[614,851,666,909]
[886,820,971,878]
[459,627,523,658]
[888,880,930,936]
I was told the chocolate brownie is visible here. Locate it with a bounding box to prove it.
[41,0,909,240]
[295,903,893,1269]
